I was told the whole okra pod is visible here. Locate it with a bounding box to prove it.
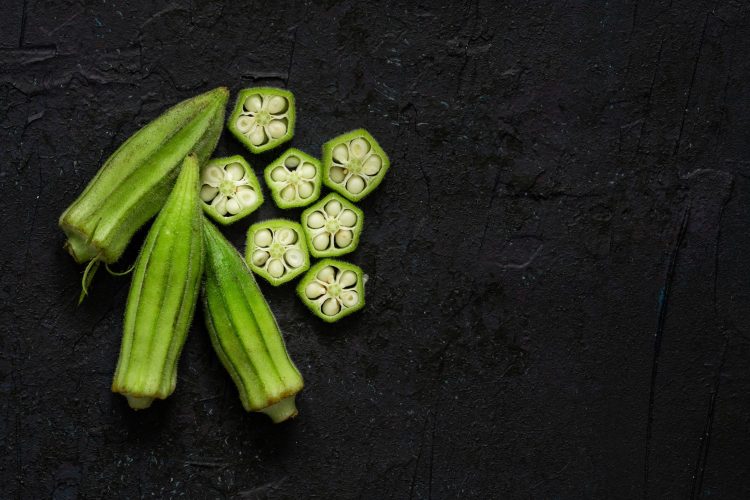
[111,154,204,409]
[59,87,228,266]
[202,220,304,423]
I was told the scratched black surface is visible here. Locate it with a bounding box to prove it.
[2,1,750,498]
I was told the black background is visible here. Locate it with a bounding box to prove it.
[2,1,750,498]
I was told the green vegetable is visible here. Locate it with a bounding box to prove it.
[246,219,310,286]
[264,148,322,209]
[228,87,295,154]
[199,155,264,225]
[202,219,304,422]
[322,129,390,201]
[297,259,365,322]
[300,193,363,258]
[59,87,227,266]
[111,154,204,409]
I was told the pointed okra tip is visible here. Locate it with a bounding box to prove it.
[301,193,363,258]
[246,219,310,286]
[228,87,296,154]
[199,155,264,225]
[322,129,390,202]
[264,148,322,209]
[297,259,366,323]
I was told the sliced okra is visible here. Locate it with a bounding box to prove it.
[59,87,228,266]
[301,193,363,258]
[246,220,310,286]
[202,220,304,423]
[200,155,263,225]
[297,259,366,323]
[228,87,295,154]
[322,129,390,202]
[111,154,204,410]
[264,148,322,209]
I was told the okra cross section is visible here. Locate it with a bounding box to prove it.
[322,129,390,202]
[200,156,263,225]
[228,87,295,154]
[264,148,322,209]
[247,220,310,286]
[301,193,363,258]
[297,259,366,322]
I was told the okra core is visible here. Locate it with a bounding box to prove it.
[297,259,365,322]
[322,129,390,201]
[301,193,363,258]
[247,220,310,286]
[200,156,263,225]
[228,88,295,154]
[264,148,322,209]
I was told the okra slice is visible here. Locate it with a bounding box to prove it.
[200,155,263,225]
[322,129,390,202]
[264,148,322,209]
[202,220,304,423]
[301,193,363,258]
[111,154,204,410]
[228,87,295,154]
[297,259,366,323]
[246,220,310,286]
[59,87,228,265]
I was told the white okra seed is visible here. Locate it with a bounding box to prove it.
[226,198,241,215]
[346,175,365,194]
[341,291,359,308]
[317,266,336,283]
[252,249,269,266]
[244,95,262,112]
[236,116,254,133]
[329,167,346,183]
[271,166,288,182]
[267,259,285,278]
[200,185,219,202]
[300,163,316,178]
[267,96,288,114]
[339,270,358,288]
[334,230,353,248]
[204,165,225,185]
[281,185,296,201]
[249,126,266,145]
[350,138,371,158]
[307,212,325,229]
[298,181,314,199]
[236,186,257,206]
[215,197,228,215]
[363,155,382,175]
[285,155,300,168]
[312,233,330,251]
[254,229,273,247]
[276,228,296,245]
[285,248,304,268]
[332,144,349,163]
[225,162,245,181]
[267,120,287,139]
[305,282,326,299]
[322,298,341,316]
[338,209,357,226]
[325,199,342,217]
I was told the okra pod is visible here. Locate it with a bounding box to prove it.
[264,148,322,209]
[322,129,390,202]
[202,220,304,422]
[301,193,363,258]
[297,259,366,322]
[227,87,295,154]
[246,219,310,286]
[111,153,204,409]
[199,155,264,225]
[59,87,228,265]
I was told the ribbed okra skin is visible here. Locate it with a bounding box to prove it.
[59,87,228,264]
[202,220,304,423]
[111,154,205,410]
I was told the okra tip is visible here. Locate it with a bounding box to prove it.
[125,395,155,410]
[259,395,299,423]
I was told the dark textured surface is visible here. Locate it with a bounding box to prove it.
[2,1,750,498]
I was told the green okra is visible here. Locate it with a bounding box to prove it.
[264,148,322,209]
[199,155,264,225]
[228,87,295,154]
[322,129,390,202]
[297,259,366,323]
[59,87,228,266]
[111,153,204,410]
[300,193,363,258]
[246,219,310,286]
[202,220,304,423]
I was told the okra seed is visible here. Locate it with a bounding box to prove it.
[363,155,382,175]
[317,266,336,283]
[334,230,353,248]
[285,248,304,268]
[305,282,326,299]
[325,199,342,216]
[271,167,288,181]
[268,259,285,278]
[276,228,296,245]
[254,229,273,247]
[200,185,218,202]
[341,291,359,307]
[236,116,254,133]
[204,165,225,184]
[339,270,358,288]
[226,198,242,214]
[215,197,228,215]
[298,181,314,198]
[236,186,257,206]
[312,233,330,251]
[332,144,349,163]
[322,298,341,316]
[244,94,262,112]
[281,185,296,201]
[249,126,266,145]
[285,155,300,168]
[226,162,245,181]
[346,175,365,194]
[338,209,357,226]
[267,96,288,114]
[300,164,316,178]
[307,212,325,229]
[252,250,269,266]
[267,120,287,139]
[329,167,346,183]
[350,138,371,158]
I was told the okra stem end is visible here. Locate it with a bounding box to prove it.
[259,395,299,423]
[125,395,155,410]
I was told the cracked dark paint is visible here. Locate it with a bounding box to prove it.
[2,0,750,498]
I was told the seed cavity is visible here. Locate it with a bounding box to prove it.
[200,158,262,221]
[236,92,291,147]
[247,221,309,285]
